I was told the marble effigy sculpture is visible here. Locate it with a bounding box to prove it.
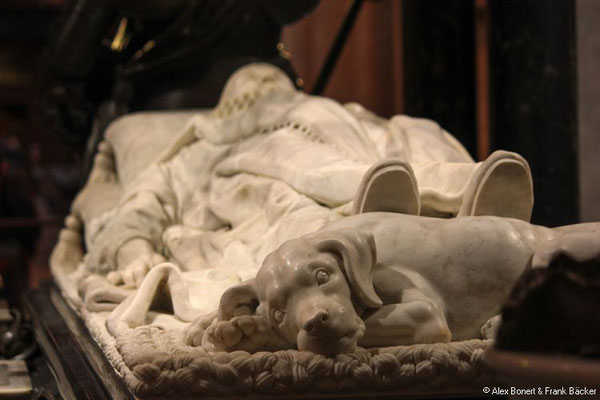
[49,63,598,398]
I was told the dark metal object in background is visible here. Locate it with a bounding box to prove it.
[402,0,477,158]
[44,0,319,182]
[311,0,364,96]
[47,0,116,80]
[0,309,37,361]
[489,0,578,227]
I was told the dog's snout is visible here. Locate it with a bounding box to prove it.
[303,309,329,335]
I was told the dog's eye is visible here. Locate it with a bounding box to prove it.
[315,269,330,285]
[272,309,285,324]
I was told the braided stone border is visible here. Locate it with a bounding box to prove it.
[110,326,497,398]
[53,213,500,398]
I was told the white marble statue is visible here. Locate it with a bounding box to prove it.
[47,62,600,399]
[48,63,600,397]
[51,63,541,350]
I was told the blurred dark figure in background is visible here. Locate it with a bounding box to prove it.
[43,0,319,178]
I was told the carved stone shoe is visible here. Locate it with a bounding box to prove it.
[352,158,420,215]
[457,150,533,221]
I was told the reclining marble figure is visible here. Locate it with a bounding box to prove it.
[52,63,553,354]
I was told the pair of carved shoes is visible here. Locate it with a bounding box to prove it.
[353,150,533,221]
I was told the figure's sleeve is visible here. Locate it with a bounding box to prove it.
[85,139,230,273]
[85,163,177,272]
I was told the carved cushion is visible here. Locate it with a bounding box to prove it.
[81,309,497,398]
[105,111,203,187]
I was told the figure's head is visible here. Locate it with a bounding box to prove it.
[217,229,382,355]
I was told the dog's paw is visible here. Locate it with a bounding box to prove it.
[183,312,217,347]
[202,315,287,352]
[202,315,260,351]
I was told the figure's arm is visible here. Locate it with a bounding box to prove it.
[359,288,451,347]
[90,139,227,286]
[87,163,177,286]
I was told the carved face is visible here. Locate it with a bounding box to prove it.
[217,229,382,355]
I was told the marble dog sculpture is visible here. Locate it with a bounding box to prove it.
[204,213,600,355]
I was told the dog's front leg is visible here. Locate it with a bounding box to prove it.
[359,288,451,347]
[201,315,290,352]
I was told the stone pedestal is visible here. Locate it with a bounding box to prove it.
[23,282,133,400]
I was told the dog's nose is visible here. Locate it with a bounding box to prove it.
[303,309,329,335]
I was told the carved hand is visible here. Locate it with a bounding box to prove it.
[107,238,166,287]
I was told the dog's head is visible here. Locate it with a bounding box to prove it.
[217,229,382,355]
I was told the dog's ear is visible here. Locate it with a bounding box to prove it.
[313,229,382,309]
[217,278,260,321]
